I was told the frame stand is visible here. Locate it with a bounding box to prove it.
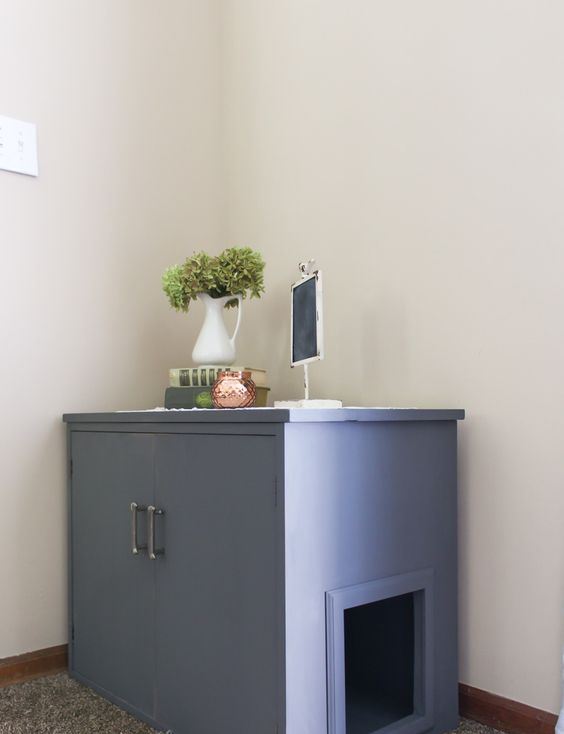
[275,364,343,409]
[274,260,343,409]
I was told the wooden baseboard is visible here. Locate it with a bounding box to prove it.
[460,683,559,734]
[0,644,68,688]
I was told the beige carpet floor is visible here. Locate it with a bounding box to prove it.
[0,673,503,734]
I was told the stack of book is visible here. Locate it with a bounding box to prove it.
[165,366,270,409]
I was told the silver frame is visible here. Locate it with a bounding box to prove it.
[290,270,324,367]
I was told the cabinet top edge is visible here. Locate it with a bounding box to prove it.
[63,408,465,424]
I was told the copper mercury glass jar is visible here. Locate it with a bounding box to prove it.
[211,371,256,409]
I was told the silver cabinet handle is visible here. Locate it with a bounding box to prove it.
[147,505,165,560]
[130,502,147,555]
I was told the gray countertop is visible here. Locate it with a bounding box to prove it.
[63,407,465,424]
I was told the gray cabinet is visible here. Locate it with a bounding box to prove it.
[65,408,464,734]
[71,432,155,716]
[154,434,279,733]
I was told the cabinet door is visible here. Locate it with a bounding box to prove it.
[154,433,280,734]
[70,432,156,718]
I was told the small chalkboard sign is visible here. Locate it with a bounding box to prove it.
[274,260,341,407]
[291,271,323,366]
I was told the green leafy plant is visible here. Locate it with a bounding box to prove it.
[162,247,265,312]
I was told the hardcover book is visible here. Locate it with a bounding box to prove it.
[169,366,267,388]
[164,385,270,410]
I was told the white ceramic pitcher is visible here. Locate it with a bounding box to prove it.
[191,293,242,366]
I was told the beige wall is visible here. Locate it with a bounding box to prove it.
[0,0,221,657]
[222,0,564,714]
